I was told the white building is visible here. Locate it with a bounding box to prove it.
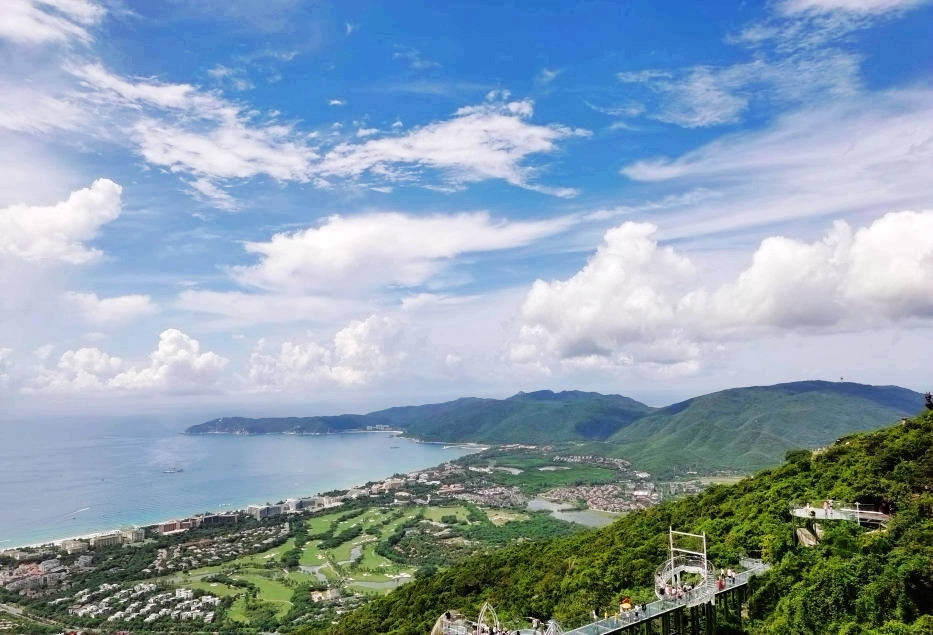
[120,527,145,543]
[89,532,123,549]
[61,540,88,554]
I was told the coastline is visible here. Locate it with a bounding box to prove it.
[1,431,484,552]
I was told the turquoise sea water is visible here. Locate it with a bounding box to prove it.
[0,418,474,548]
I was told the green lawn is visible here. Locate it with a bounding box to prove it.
[421,505,471,523]
[185,580,243,597]
[228,596,249,624]
[489,463,619,494]
[229,573,294,616]
[299,540,325,565]
[483,508,530,526]
[305,510,347,534]
[357,543,395,570]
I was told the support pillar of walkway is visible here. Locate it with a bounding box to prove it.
[705,601,716,635]
[661,610,671,635]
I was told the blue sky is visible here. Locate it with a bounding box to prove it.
[1,0,931,417]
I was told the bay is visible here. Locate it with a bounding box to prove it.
[0,417,474,548]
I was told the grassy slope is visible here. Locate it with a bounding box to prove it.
[325,410,933,635]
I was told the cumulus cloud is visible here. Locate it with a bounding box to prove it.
[64,292,155,326]
[27,346,124,393]
[0,0,105,45]
[512,222,699,372]
[234,211,574,292]
[247,315,402,390]
[0,178,122,263]
[513,211,933,372]
[317,99,587,197]
[27,329,227,394]
[108,329,228,393]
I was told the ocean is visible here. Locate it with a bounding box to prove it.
[0,417,475,548]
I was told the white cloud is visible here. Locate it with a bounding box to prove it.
[778,0,927,14]
[537,68,562,85]
[736,0,928,52]
[207,64,254,91]
[619,89,933,239]
[187,178,237,211]
[0,85,85,134]
[234,211,574,292]
[329,98,345,106]
[108,329,228,393]
[513,211,933,372]
[617,52,860,128]
[71,64,318,207]
[64,292,155,326]
[131,117,316,183]
[175,290,357,327]
[512,222,698,370]
[393,46,440,70]
[27,346,123,393]
[356,127,378,137]
[26,329,228,394]
[0,0,105,45]
[0,178,121,263]
[317,99,586,196]
[247,314,403,390]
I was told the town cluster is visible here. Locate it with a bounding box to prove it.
[0,525,146,596]
[141,523,289,575]
[65,583,220,625]
[541,481,661,513]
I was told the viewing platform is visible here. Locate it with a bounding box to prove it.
[790,501,890,526]
[432,529,772,635]
[564,558,770,635]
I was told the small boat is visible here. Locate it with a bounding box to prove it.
[163,466,184,474]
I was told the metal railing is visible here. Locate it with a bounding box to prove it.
[563,560,771,635]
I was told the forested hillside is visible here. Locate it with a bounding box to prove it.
[188,382,923,475]
[323,410,933,635]
[188,390,654,442]
[608,381,924,474]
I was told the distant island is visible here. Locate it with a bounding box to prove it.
[186,380,924,475]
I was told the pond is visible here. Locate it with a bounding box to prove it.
[527,497,621,528]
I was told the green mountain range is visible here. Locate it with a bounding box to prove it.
[186,381,924,474]
[323,410,933,634]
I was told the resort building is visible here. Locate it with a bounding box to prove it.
[89,532,123,549]
[61,540,88,554]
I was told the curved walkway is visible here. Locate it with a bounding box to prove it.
[564,559,771,635]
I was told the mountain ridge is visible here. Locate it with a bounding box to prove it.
[185,381,925,474]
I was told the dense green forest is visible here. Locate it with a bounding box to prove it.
[321,410,933,634]
[188,381,923,474]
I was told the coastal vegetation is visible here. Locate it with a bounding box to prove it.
[326,410,933,634]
